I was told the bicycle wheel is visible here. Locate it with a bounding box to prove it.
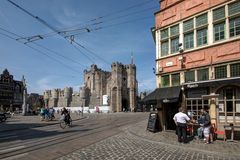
[60,120,66,129]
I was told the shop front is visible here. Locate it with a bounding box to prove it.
[143,86,182,131]
[183,77,240,129]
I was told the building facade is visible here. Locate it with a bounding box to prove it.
[152,0,240,131]
[0,69,24,112]
[43,62,137,112]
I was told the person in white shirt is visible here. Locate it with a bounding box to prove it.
[173,107,190,143]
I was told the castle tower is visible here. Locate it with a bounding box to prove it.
[64,87,72,107]
[43,90,50,107]
[126,64,137,111]
[51,89,59,107]
[111,62,123,112]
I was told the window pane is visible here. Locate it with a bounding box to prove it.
[215,66,227,79]
[196,13,208,27]
[172,73,180,86]
[214,22,225,41]
[213,7,225,21]
[229,17,240,37]
[184,32,194,49]
[161,29,169,39]
[230,63,240,77]
[228,1,240,16]
[184,19,194,32]
[171,37,179,53]
[170,25,179,37]
[197,68,209,81]
[197,28,207,46]
[161,75,169,87]
[161,41,169,56]
[185,71,195,82]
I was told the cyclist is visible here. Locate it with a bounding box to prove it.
[61,107,70,125]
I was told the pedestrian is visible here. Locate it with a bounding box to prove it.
[201,108,212,144]
[173,107,190,143]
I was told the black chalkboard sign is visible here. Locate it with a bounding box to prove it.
[147,112,159,132]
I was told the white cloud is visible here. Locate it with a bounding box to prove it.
[138,78,156,93]
[35,77,54,93]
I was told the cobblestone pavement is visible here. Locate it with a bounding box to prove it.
[57,120,240,160]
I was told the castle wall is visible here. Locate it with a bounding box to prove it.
[43,62,137,112]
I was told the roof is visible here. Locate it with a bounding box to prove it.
[142,86,181,104]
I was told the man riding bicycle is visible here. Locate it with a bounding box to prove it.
[61,107,71,125]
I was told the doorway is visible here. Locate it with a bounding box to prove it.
[164,102,179,130]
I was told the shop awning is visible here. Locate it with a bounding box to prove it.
[142,86,181,104]
[183,77,240,89]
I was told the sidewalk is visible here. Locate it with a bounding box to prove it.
[127,120,240,157]
[0,113,86,132]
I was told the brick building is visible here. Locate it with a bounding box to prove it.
[0,69,24,112]
[148,0,240,131]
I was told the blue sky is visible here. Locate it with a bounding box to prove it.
[0,0,158,94]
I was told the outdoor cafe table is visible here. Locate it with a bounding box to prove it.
[187,123,200,136]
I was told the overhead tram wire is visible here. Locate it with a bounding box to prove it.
[0,29,83,75]
[7,0,97,65]
[38,0,154,35]
[0,26,88,69]
[6,0,155,66]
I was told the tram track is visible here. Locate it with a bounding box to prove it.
[0,113,147,160]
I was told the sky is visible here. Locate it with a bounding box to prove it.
[0,0,159,94]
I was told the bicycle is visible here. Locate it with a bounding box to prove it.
[60,115,72,129]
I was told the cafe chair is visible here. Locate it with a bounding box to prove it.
[212,123,226,141]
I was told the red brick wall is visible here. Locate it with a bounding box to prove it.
[156,0,228,29]
[158,40,240,73]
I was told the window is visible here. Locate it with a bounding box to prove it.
[161,41,169,56]
[185,70,195,82]
[170,25,179,37]
[213,7,225,21]
[171,73,180,86]
[196,13,208,27]
[197,28,207,46]
[170,25,179,54]
[228,1,240,16]
[215,66,227,79]
[197,68,209,81]
[184,32,194,49]
[161,29,169,40]
[230,63,240,77]
[214,22,225,41]
[184,19,194,32]
[229,17,240,37]
[171,37,179,53]
[161,75,169,87]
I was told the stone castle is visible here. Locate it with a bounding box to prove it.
[43,62,137,112]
